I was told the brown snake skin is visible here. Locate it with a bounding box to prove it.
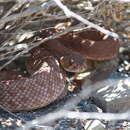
[0,27,120,112]
[0,48,66,112]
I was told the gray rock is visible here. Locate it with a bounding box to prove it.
[84,120,105,130]
[92,78,130,113]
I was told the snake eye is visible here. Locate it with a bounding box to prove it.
[69,59,74,65]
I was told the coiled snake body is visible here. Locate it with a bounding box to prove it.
[0,28,119,112]
[0,48,66,112]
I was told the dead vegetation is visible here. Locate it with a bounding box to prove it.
[0,0,130,129]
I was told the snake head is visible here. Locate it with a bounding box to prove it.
[60,53,90,73]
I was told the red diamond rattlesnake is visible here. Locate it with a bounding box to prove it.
[0,28,119,112]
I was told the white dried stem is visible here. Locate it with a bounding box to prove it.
[0,1,55,24]
[53,0,119,39]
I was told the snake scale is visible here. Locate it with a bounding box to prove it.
[0,27,119,112]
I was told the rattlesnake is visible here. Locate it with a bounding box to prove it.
[0,28,119,112]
